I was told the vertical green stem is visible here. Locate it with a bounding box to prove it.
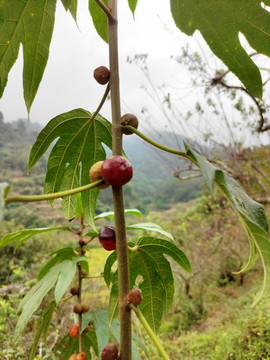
[108,1,132,359]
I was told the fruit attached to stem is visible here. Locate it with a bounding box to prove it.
[73,304,83,314]
[100,156,133,187]
[89,161,109,189]
[94,66,110,85]
[69,324,79,338]
[101,343,119,360]
[127,288,143,306]
[98,226,116,251]
[121,113,138,135]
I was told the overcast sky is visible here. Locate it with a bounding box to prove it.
[0,0,191,126]
[1,0,269,148]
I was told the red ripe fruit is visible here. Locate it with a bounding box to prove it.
[69,324,79,338]
[101,343,119,360]
[76,352,88,360]
[99,226,116,251]
[94,66,110,85]
[100,156,133,187]
[69,354,77,360]
[127,288,143,306]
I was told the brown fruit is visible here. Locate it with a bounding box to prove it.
[76,352,87,360]
[83,325,90,333]
[79,239,86,246]
[89,161,109,189]
[69,354,77,360]
[82,304,90,313]
[70,287,79,296]
[101,343,119,360]
[127,288,143,306]
[121,113,139,135]
[73,304,83,314]
[81,269,87,277]
[94,66,110,85]
[81,248,86,255]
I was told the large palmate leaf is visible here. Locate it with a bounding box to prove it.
[186,145,270,306]
[170,0,270,99]
[89,0,109,43]
[28,109,112,228]
[0,0,57,112]
[105,237,191,332]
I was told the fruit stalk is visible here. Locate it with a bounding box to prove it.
[107,0,132,358]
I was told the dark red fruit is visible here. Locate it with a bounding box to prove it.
[79,239,86,246]
[73,304,83,314]
[127,288,143,306]
[69,354,77,360]
[70,287,79,296]
[81,249,86,255]
[76,352,87,360]
[99,226,116,251]
[121,113,139,135]
[94,66,110,85]
[101,343,119,360]
[100,156,133,187]
[69,324,79,338]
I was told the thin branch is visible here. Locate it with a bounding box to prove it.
[95,0,114,21]
[5,179,104,204]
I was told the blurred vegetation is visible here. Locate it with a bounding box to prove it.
[1,112,270,359]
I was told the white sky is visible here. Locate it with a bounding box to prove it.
[1,0,269,148]
[0,0,189,125]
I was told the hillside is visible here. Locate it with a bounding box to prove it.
[0,114,202,219]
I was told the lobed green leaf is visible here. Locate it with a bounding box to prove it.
[126,222,174,242]
[94,208,142,220]
[170,0,270,99]
[106,237,191,331]
[28,109,112,228]
[0,0,57,112]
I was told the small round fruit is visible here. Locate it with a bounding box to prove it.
[81,270,87,277]
[101,343,119,360]
[121,113,139,135]
[69,354,77,360]
[82,304,90,313]
[79,239,86,246]
[76,352,88,360]
[99,226,116,251]
[83,325,90,333]
[73,304,83,314]
[70,287,79,296]
[89,161,109,189]
[100,156,133,187]
[127,288,143,306]
[69,324,79,338]
[94,66,110,85]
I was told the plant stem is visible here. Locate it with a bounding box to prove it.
[130,305,171,360]
[108,1,132,358]
[78,217,85,352]
[5,179,104,205]
[122,126,187,157]
[91,83,110,121]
